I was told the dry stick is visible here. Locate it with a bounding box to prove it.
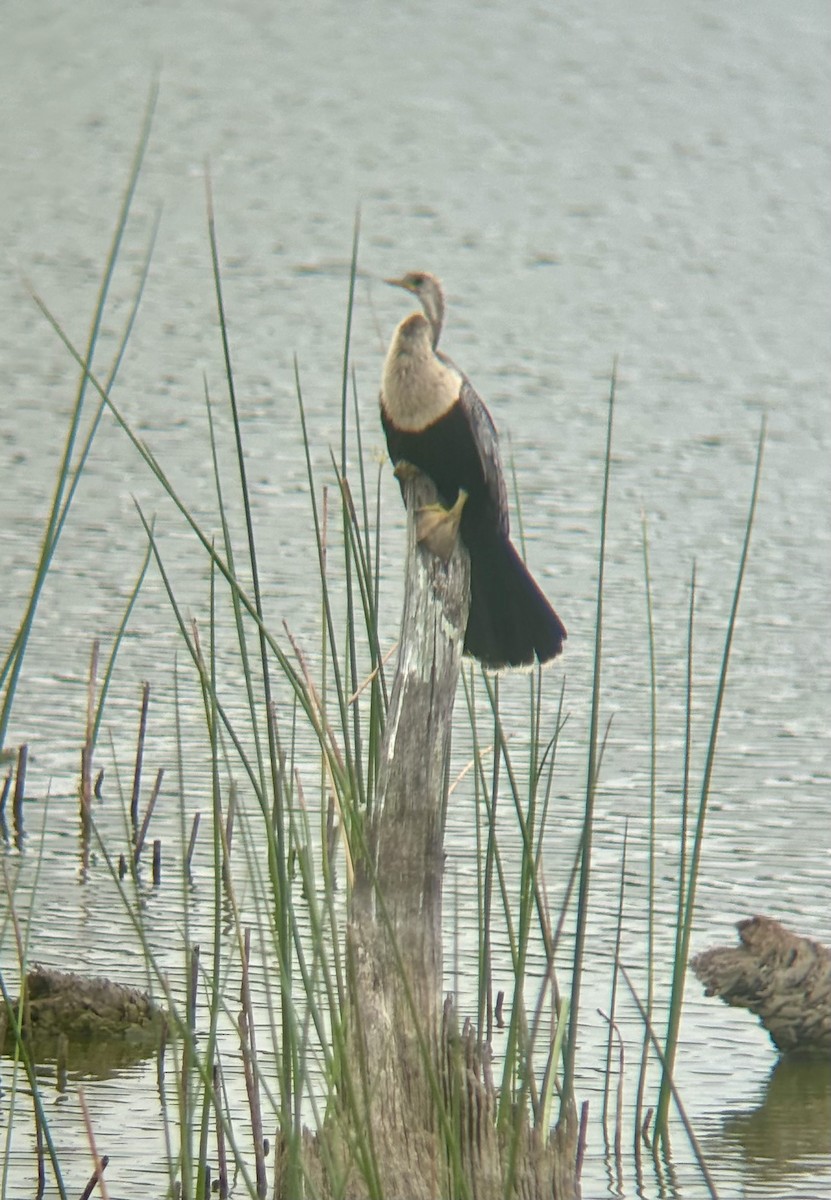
[447,738,497,799]
[130,681,150,840]
[79,1156,110,1200]
[575,1100,590,1181]
[185,811,201,877]
[13,743,27,838]
[152,838,162,885]
[81,639,99,832]
[77,1086,110,1200]
[222,784,236,889]
[239,928,267,1199]
[641,1106,654,1148]
[620,964,719,1200]
[495,990,505,1029]
[346,640,398,705]
[0,770,11,832]
[134,767,165,865]
[213,1062,228,1200]
[283,624,346,778]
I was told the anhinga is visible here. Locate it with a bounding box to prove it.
[380,271,566,671]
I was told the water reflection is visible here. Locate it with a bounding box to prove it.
[643,1145,683,1200]
[705,1057,831,1192]
[601,1119,705,1200]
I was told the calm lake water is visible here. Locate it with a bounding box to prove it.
[1,2,829,1197]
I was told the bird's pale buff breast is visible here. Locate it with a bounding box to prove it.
[381,314,462,432]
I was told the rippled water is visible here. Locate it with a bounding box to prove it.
[2,1,829,1197]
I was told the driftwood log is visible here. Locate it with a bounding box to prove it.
[1,964,163,1073]
[691,916,831,1055]
[307,472,579,1199]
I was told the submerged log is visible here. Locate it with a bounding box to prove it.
[1,964,164,1073]
[691,916,831,1055]
[305,472,579,1199]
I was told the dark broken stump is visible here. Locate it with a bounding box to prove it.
[691,916,831,1055]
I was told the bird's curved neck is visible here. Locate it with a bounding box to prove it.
[422,289,444,348]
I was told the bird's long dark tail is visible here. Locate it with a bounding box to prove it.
[464,532,566,671]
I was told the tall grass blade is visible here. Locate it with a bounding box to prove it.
[634,514,658,1136]
[602,819,629,1134]
[0,83,158,745]
[339,215,367,809]
[204,178,301,1181]
[654,419,766,1143]
[561,364,616,1111]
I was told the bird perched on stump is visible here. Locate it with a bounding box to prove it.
[380,271,566,671]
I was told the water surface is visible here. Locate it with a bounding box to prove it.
[1,2,829,1197]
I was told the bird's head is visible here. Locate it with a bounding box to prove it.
[386,271,445,348]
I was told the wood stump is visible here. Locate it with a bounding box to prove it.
[1,965,163,1073]
[692,916,831,1055]
[307,471,580,1198]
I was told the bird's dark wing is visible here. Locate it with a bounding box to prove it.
[458,376,509,538]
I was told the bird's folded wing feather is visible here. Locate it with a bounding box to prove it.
[458,376,509,537]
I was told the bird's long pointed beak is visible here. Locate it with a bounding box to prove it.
[385,275,411,292]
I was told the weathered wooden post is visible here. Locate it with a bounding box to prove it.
[347,470,470,1192]
[335,471,579,1199]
